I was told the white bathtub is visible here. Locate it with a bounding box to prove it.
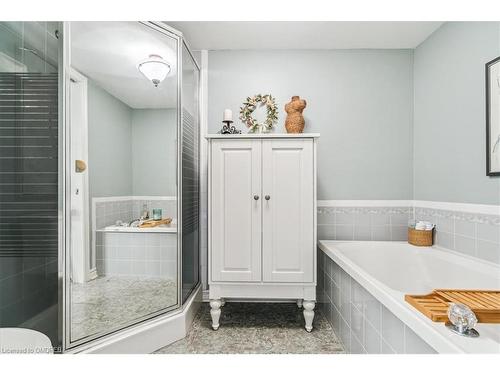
[318,240,500,353]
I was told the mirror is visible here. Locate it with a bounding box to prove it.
[68,21,179,343]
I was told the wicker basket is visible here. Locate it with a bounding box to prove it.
[408,228,433,247]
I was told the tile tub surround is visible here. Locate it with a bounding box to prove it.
[132,199,177,222]
[317,249,436,354]
[317,205,412,242]
[93,196,177,231]
[92,196,177,276]
[316,201,500,265]
[317,240,500,353]
[414,206,500,265]
[96,232,177,279]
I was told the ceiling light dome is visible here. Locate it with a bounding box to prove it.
[137,54,171,87]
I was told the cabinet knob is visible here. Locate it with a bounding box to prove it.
[265,195,270,200]
[253,195,259,200]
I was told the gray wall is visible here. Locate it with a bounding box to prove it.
[88,82,177,198]
[131,109,177,196]
[88,81,133,198]
[208,50,414,200]
[414,22,500,205]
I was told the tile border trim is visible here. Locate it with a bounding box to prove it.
[318,200,499,216]
[413,200,499,216]
[93,196,177,203]
[318,200,412,207]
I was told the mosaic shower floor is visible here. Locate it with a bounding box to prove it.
[71,276,177,341]
[155,302,345,354]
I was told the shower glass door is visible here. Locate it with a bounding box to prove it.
[66,21,180,347]
[0,22,61,350]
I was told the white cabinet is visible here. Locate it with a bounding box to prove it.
[210,139,262,282]
[207,134,319,332]
[262,139,314,283]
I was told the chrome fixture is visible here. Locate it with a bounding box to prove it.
[18,46,58,69]
[445,303,480,338]
[128,219,142,227]
[19,46,41,57]
[137,54,171,87]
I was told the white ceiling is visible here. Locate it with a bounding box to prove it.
[71,22,178,109]
[69,21,443,108]
[167,21,443,50]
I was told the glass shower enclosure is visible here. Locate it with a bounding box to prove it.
[0,21,200,352]
[62,21,201,350]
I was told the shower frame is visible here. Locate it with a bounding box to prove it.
[60,21,201,352]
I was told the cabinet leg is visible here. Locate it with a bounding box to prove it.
[209,299,222,331]
[303,300,315,333]
[296,299,303,308]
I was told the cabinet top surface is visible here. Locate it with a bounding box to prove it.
[206,133,320,139]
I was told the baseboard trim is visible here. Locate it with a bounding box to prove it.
[69,284,202,354]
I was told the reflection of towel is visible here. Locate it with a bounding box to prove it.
[415,221,434,231]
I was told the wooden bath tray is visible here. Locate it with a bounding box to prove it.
[139,218,172,228]
[405,290,500,323]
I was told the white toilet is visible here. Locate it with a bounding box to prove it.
[0,328,53,354]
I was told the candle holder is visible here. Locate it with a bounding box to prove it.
[219,120,241,134]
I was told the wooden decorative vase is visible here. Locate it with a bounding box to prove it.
[284,96,307,133]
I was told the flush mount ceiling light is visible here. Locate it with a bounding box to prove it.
[137,54,171,87]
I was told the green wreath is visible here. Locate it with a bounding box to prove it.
[239,94,278,132]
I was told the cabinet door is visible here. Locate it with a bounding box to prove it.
[210,139,262,282]
[262,139,314,283]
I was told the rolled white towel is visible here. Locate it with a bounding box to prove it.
[415,221,434,231]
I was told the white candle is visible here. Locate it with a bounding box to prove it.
[223,109,232,122]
